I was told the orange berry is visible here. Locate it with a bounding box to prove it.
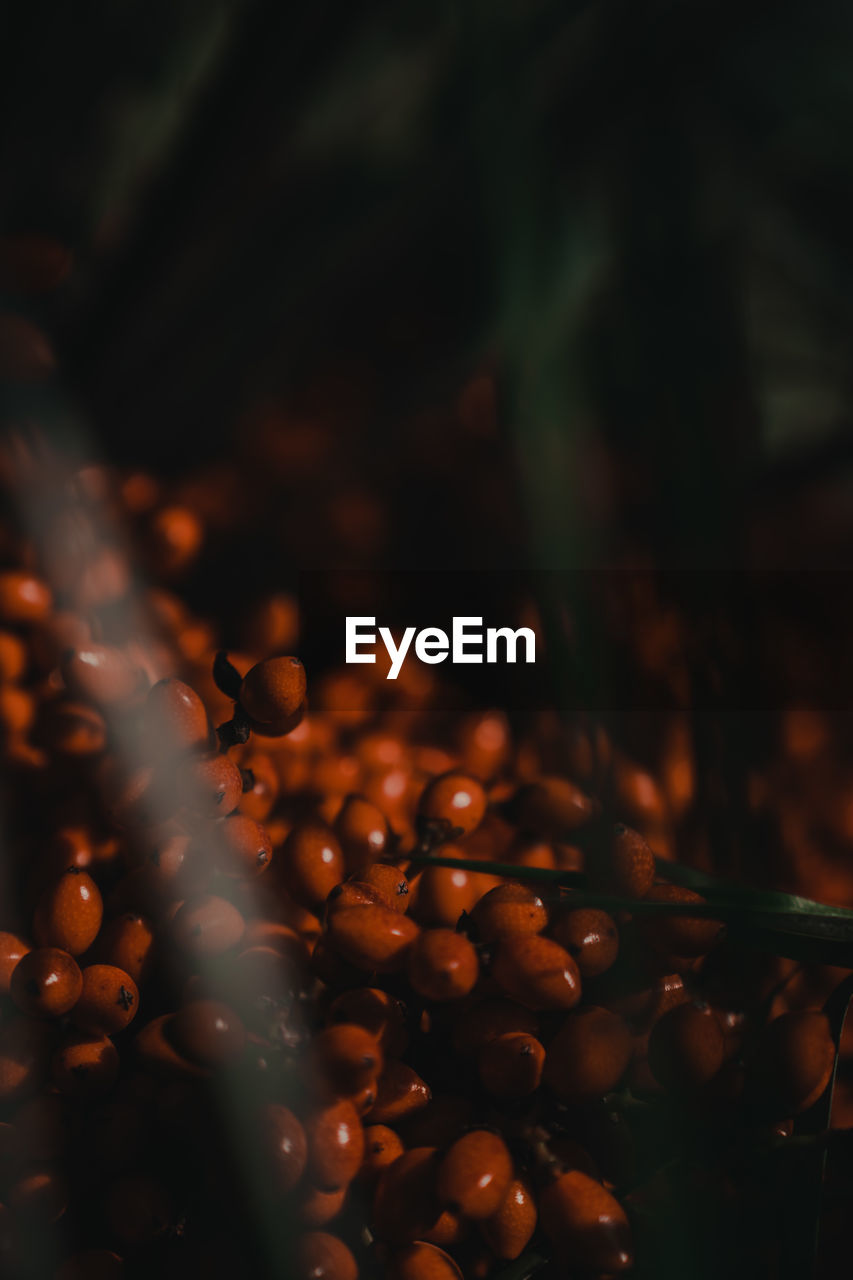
[472,882,548,943]
[539,1169,633,1271]
[551,908,619,978]
[491,934,581,1011]
[240,656,306,727]
[418,772,487,840]
[481,1176,537,1260]
[478,1031,545,1099]
[407,929,479,1002]
[437,1129,512,1219]
[543,1006,633,1102]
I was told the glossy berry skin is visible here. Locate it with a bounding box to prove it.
[543,1006,633,1102]
[648,1002,726,1094]
[472,883,548,943]
[0,572,52,625]
[147,505,203,576]
[588,823,656,899]
[515,776,598,838]
[482,1176,538,1260]
[239,657,307,727]
[172,895,245,956]
[365,1060,431,1124]
[53,1033,119,1098]
[372,1147,443,1245]
[236,751,279,821]
[144,678,211,752]
[72,965,138,1035]
[748,1010,835,1116]
[282,821,344,911]
[11,948,82,1017]
[539,1169,633,1271]
[170,1000,246,1066]
[327,987,409,1056]
[551,908,619,978]
[34,868,103,955]
[406,928,479,1002]
[38,699,107,756]
[437,1129,513,1219]
[97,912,154,985]
[478,1031,545,1099]
[362,863,410,912]
[217,813,273,878]
[182,753,243,818]
[305,1098,365,1190]
[360,1125,405,1181]
[412,862,476,928]
[298,1184,347,1228]
[259,1103,307,1194]
[0,629,26,681]
[294,1232,357,1280]
[312,1023,383,1097]
[417,771,487,839]
[334,793,392,874]
[641,884,724,957]
[491,935,582,1011]
[388,1243,464,1280]
[0,932,30,995]
[328,904,419,974]
[62,645,142,708]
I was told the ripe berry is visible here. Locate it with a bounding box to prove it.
[360,1125,405,1181]
[748,1010,835,1116]
[62,645,143,708]
[388,1243,463,1280]
[472,882,548,942]
[491,934,582,1011]
[552,907,619,978]
[362,862,410,912]
[372,1147,443,1245]
[366,1060,431,1124]
[648,1002,725,1094]
[295,1232,357,1280]
[0,572,52,625]
[72,965,138,1035]
[172,895,245,956]
[0,932,30,995]
[588,823,656,898]
[478,1031,545,1098]
[52,1033,119,1098]
[182,752,243,818]
[259,1103,307,1194]
[11,948,82,1017]
[417,771,487,840]
[239,656,306,727]
[217,813,273,878]
[334,793,392,874]
[304,1098,364,1190]
[543,1006,633,1102]
[311,1023,383,1097]
[539,1169,633,1271]
[327,987,409,1056]
[144,678,211,753]
[640,883,724,957]
[437,1129,512,1219]
[406,928,479,1001]
[327,904,419,974]
[451,998,539,1057]
[515,775,598,838]
[282,821,344,911]
[481,1176,537,1260]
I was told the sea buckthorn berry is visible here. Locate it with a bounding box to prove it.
[451,998,539,1056]
[366,1060,431,1124]
[299,1184,347,1227]
[388,1242,464,1280]
[305,1098,364,1190]
[259,1103,307,1194]
[417,771,487,841]
[372,1148,443,1244]
[648,1002,725,1094]
[182,753,243,818]
[587,823,656,899]
[61,645,143,708]
[482,1176,538,1260]
[0,630,26,681]
[437,1129,512,1219]
[0,932,30,995]
[640,883,724,957]
[363,863,410,912]
[748,1010,835,1116]
[311,1024,383,1096]
[282,821,344,911]
[52,1032,119,1098]
[172,895,245,956]
[8,1167,67,1221]
[327,987,409,1056]
[542,1006,633,1102]
[295,1231,358,1280]
[328,904,419,974]
[170,1000,246,1066]
[360,1125,405,1181]
[515,775,598,838]
[539,1169,633,1271]
[491,935,581,1011]
[239,656,307,727]
[551,908,619,978]
[236,751,279,821]
[97,913,154,984]
[56,1250,125,1279]
[411,862,476,928]
[420,1210,466,1249]
[34,868,103,955]
[72,965,138,1035]
[105,762,178,829]
[334,794,392,874]
[216,813,273,877]
[0,571,52,625]
[406,928,479,1002]
[144,678,211,753]
[134,1015,207,1079]
[327,880,389,913]
[472,883,548,943]
[478,1031,545,1098]
[10,946,81,1018]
